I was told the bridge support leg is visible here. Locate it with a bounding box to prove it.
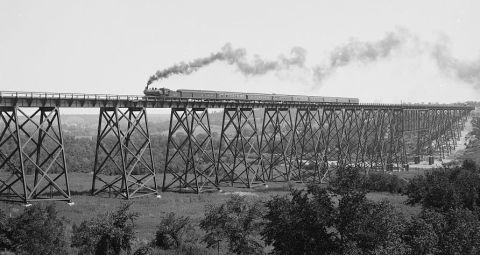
[217,108,264,188]
[92,107,157,199]
[386,110,407,171]
[162,108,218,193]
[290,108,321,182]
[354,109,373,168]
[0,107,71,203]
[259,108,293,182]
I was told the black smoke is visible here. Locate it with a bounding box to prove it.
[312,29,411,83]
[147,29,480,91]
[432,39,480,88]
[147,44,307,85]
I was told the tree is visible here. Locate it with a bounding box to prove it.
[155,212,195,249]
[336,191,409,255]
[263,186,338,255]
[405,167,480,212]
[8,204,68,255]
[403,211,442,255]
[438,209,480,255]
[404,208,480,255]
[200,195,264,255]
[72,203,138,255]
[329,166,365,195]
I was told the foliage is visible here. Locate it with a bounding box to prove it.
[263,181,410,255]
[405,165,480,212]
[403,213,441,255]
[363,172,408,194]
[337,191,410,254]
[5,204,68,255]
[155,212,195,250]
[71,203,138,255]
[200,195,264,255]
[329,166,365,195]
[0,209,11,250]
[462,159,478,173]
[404,208,480,255]
[263,185,338,255]
[133,245,154,255]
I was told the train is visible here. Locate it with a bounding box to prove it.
[143,87,360,104]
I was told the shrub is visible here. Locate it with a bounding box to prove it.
[200,195,264,255]
[329,166,365,195]
[71,203,138,255]
[363,172,408,193]
[8,204,68,255]
[155,212,195,250]
[462,159,478,173]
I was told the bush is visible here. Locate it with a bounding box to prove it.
[5,204,68,255]
[462,159,478,173]
[363,172,408,193]
[71,203,138,255]
[329,166,365,195]
[200,195,264,255]
[155,213,195,250]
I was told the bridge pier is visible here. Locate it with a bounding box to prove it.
[92,107,157,199]
[162,108,218,193]
[259,108,293,182]
[217,108,265,188]
[0,107,71,203]
[385,109,407,170]
[290,108,322,182]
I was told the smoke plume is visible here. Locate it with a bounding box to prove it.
[312,29,412,83]
[432,40,480,88]
[147,44,307,85]
[148,29,480,91]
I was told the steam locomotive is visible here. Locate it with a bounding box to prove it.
[143,87,360,104]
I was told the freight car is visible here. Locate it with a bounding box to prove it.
[143,87,359,104]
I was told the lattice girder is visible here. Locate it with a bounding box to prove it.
[162,108,218,193]
[217,108,264,188]
[92,107,157,198]
[0,107,71,203]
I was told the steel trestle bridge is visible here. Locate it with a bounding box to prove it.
[0,91,474,203]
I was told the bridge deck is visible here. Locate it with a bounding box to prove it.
[0,91,474,110]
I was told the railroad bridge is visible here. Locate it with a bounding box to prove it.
[0,91,474,203]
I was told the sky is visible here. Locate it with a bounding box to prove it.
[1,0,480,106]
